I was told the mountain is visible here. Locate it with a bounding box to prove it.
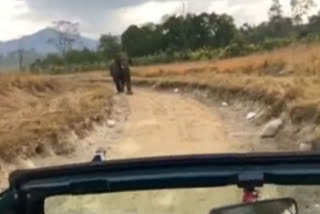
[0,28,98,56]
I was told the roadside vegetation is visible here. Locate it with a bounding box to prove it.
[0,73,113,159]
[132,43,320,125]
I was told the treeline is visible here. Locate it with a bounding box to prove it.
[121,0,320,64]
[33,0,320,73]
[30,36,121,74]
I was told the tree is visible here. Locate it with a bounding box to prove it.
[160,12,237,51]
[65,48,99,64]
[269,0,283,20]
[267,0,294,39]
[48,20,80,55]
[98,34,122,60]
[306,12,320,34]
[30,59,43,73]
[12,40,25,71]
[122,12,237,57]
[291,0,316,24]
[122,25,144,57]
[43,54,64,65]
[162,15,186,51]
[122,24,164,57]
[210,13,237,48]
[17,48,24,71]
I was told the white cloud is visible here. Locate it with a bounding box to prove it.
[120,1,181,27]
[0,0,49,41]
[208,0,320,26]
[59,1,183,38]
[1,0,320,41]
[208,0,272,25]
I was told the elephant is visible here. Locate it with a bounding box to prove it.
[109,59,133,95]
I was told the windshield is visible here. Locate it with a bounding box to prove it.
[46,187,241,214]
[2,0,320,213]
[46,185,320,214]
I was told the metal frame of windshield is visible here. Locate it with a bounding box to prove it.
[4,153,320,214]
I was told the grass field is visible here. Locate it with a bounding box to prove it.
[132,43,320,125]
[0,73,113,160]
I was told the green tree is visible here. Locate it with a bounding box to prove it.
[42,54,64,65]
[210,13,237,48]
[98,34,122,60]
[65,49,98,64]
[291,0,316,24]
[122,24,164,57]
[308,12,320,33]
[160,12,237,50]
[162,15,186,51]
[122,25,144,57]
[269,0,283,19]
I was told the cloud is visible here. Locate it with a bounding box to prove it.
[208,0,272,25]
[79,1,183,38]
[120,2,181,26]
[18,0,187,37]
[1,0,319,41]
[12,0,240,38]
[0,0,46,40]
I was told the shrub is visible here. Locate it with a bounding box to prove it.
[260,38,292,51]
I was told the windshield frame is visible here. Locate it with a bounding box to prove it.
[4,152,320,214]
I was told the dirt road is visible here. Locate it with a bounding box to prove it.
[32,89,242,169]
[109,89,240,159]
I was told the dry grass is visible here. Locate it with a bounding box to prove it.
[133,43,320,76]
[0,73,113,158]
[132,43,320,124]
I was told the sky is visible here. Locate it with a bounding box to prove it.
[0,0,319,41]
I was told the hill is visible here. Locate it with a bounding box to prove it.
[0,28,98,56]
[0,28,99,70]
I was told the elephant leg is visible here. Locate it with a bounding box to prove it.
[112,75,122,93]
[124,71,133,94]
[120,75,126,92]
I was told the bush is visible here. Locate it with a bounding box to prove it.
[132,51,173,65]
[190,48,220,61]
[131,48,222,66]
[222,42,251,58]
[300,34,320,43]
[260,38,292,51]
